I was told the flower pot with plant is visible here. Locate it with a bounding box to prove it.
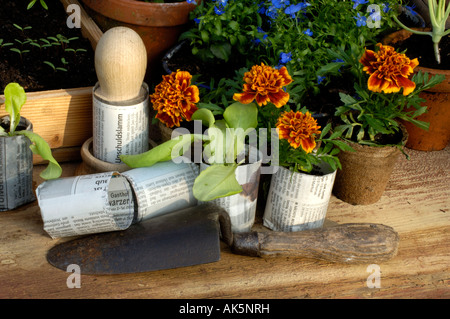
[226,63,350,232]
[81,0,199,83]
[1,83,62,211]
[383,0,450,151]
[331,43,444,205]
[120,64,279,233]
[261,110,350,232]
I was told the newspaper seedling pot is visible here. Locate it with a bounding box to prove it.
[199,148,262,233]
[332,126,408,205]
[383,29,450,151]
[0,116,35,211]
[263,164,337,232]
[81,0,199,83]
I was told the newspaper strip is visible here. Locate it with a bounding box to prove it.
[0,118,35,211]
[122,160,199,222]
[37,172,135,239]
[93,82,149,164]
[263,165,336,232]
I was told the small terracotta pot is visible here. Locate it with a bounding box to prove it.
[332,125,408,205]
[82,0,199,82]
[383,29,450,151]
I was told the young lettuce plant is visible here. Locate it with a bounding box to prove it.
[120,101,258,202]
[2,83,62,179]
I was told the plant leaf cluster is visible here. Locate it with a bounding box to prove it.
[1,83,62,180]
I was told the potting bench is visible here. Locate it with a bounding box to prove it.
[0,145,448,299]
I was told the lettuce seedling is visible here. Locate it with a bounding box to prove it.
[1,82,62,179]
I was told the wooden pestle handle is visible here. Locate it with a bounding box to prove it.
[231,223,399,264]
[94,27,147,103]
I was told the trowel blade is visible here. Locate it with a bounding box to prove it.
[46,205,221,274]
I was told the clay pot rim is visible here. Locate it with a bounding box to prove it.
[82,0,198,27]
[81,137,131,173]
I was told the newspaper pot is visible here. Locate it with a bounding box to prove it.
[82,0,199,82]
[263,164,337,232]
[199,148,262,233]
[332,126,408,205]
[0,116,35,211]
[92,82,149,164]
[383,29,450,151]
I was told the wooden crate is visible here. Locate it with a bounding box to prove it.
[0,0,102,165]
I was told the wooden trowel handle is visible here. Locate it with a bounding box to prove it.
[231,223,399,264]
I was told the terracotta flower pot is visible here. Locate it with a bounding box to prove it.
[383,29,450,151]
[332,125,408,205]
[81,0,199,82]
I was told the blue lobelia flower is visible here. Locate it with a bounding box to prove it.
[354,12,367,27]
[186,0,197,4]
[213,0,228,15]
[352,0,368,10]
[303,28,313,36]
[265,5,279,19]
[279,52,292,64]
[317,76,326,84]
[272,0,290,9]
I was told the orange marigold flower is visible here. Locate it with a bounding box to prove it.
[276,111,321,153]
[151,70,199,128]
[360,43,419,96]
[233,63,293,108]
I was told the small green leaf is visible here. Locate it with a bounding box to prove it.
[223,102,258,131]
[192,108,215,127]
[193,164,242,201]
[4,83,26,134]
[120,134,203,168]
[15,130,62,180]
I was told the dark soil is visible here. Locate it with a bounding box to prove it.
[0,0,97,94]
[397,33,450,70]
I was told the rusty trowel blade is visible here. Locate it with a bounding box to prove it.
[46,205,221,274]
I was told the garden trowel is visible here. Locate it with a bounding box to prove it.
[46,204,399,275]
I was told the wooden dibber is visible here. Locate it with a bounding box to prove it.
[94,27,147,103]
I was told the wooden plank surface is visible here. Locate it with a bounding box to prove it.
[0,145,448,299]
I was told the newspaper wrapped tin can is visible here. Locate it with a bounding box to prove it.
[263,164,336,232]
[92,82,149,164]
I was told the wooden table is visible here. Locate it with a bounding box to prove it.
[1,145,449,300]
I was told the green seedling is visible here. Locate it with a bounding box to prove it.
[43,60,68,72]
[0,39,13,51]
[27,0,48,10]
[10,47,30,63]
[65,48,87,55]
[1,83,61,179]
